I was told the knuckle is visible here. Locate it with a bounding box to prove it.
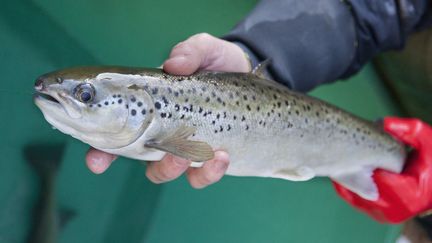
[157,166,177,181]
[200,171,220,185]
[191,32,213,42]
[145,168,162,184]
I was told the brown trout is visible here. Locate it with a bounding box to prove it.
[34,65,406,200]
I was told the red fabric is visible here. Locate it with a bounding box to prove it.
[333,117,432,224]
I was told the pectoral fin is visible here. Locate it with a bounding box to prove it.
[144,125,214,162]
[331,169,378,201]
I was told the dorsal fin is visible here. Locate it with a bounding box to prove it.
[252,59,271,79]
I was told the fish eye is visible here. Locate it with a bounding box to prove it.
[74,83,95,103]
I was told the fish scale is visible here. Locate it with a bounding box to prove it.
[34,66,406,200]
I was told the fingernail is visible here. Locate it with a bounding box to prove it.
[165,56,187,65]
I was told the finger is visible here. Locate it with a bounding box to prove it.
[186,151,229,189]
[384,117,432,149]
[86,148,117,174]
[145,154,190,183]
[163,33,251,75]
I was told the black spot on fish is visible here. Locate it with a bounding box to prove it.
[185,98,189,103]
[295,110,299,115]
[183,106,189,112]
[168,113,172,118]
[217,97,222,103]
[112,101,115,104]
[179,89,184,95]
[252,95,256,101]
[104,101,109,106]
[118,99,123,104]
[175,104,180,111]
[245,125,249,130]
[316,112,320,117]
[162,96,169,106]
[205,97,210,102]
[155,102,161,110]
[97,104,102,107]
[152,88,158,95]
[277,102,281,108]
[227,125,231,131]
[137,102,143,107]
[267,112,271,117]
[180,114,185,119]
[141,109,146,115]
[160,113,166,118]
[211,92,216,98]
[212,120,216,125]
[177,77,184,81]
[285,100,289,106]
[131,97,136,102]
[223,112,227,118]
[118,94,121,97]
[189,104,193,112]
[216,114,220,119]
[201,87,206,92]
[149,109,154,114]
[229,93,234,99]
[306,105,311,111]
[174,91,179,97]
[305,118,308,124]
[198,107,203,113]
[278,113,281,117]
[214,130,218,134]
[236,101,240,106]
[246,105,251,111]
[126,104,129,109]
[233,115,237,120]
[131,109,136,116]
[167,87,172,94]
[241,116,246,121]
[243,95,247,101]
[219,126,223,132]
[113,95,117,98]
[273,94,277,99]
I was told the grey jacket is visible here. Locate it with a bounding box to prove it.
[224,0,432,91]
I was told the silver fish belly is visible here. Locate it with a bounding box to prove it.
[34,67,406,200]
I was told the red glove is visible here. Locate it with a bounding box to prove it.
[333,117,432,224]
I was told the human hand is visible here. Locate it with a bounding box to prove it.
[333,117,432,223]
[86,33,251,188]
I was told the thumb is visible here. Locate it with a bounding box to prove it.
[163,33,251,75]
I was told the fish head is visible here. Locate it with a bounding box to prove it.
[34,67,155,149]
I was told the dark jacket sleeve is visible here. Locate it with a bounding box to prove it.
[223,0,432,92]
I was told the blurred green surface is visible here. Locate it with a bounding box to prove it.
[0,1,402,242]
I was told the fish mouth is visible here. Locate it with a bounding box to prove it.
[34,92,61,104]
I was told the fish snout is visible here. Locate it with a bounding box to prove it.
[34,77,45,91]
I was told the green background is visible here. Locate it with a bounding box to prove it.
[0,0,401,242]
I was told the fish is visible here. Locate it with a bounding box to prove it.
[33,63,406,200]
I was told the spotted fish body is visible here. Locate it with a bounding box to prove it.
[34,66,406,200]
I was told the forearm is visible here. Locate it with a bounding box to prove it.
[224,0,431,92]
